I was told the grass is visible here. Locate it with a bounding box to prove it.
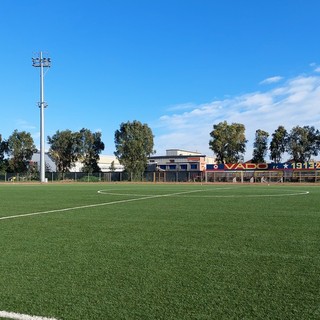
[0,183,319,319]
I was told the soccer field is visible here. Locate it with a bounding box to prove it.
[0,183,319,320]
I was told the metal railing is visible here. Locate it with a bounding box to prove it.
[0,171,204,183]
[0,170,319,183]
[205,170,320,183]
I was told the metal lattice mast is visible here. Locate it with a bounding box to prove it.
[32,52,51,183]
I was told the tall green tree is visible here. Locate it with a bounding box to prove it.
[287,125,320,162]
[209,121,247,163]
[252,129,269,163]
[114,120,155,181]
[48,130,81,172]
[7,130,36,173]
[0,134,8,172]
[269,126,288,163]
[78,128,105,173]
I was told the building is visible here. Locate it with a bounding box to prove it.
[148,149,215,172]
[97,155,124,172]
[68,155,124,172]
[31,152,56,172]
[31,153,123,173]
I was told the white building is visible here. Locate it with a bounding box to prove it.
[31,153,56,172]
[31,152,123,172]
[69,155,124,172]
[148,149,215,172]
[97,155,124,172]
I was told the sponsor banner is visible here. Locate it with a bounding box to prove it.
[206,162,320,171]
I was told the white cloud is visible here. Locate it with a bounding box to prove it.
[15,119,37,131]
[260,76,283,85]
[166,102,196,111]
[154,74,320,161]
[310,63,320,73]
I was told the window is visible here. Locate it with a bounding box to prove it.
[190,164,198,170]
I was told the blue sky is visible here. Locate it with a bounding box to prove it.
[1,0,320,161]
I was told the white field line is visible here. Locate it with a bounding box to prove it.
[97,188,310,198]
[97,187,234,197]
[154,191,310,198]
[0,188,309,221]
[0,189,204,221]
[0,310,59,320]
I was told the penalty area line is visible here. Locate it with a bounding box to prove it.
[0,310,59,320]
[0,189,203,221]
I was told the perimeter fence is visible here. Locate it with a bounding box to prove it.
[0,170,319,183]
[0,171,204,183]
[205,170,320,183]
[0,172,127,183]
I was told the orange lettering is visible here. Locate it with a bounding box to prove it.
[225,164,235,170]
[246,163,257,169]
[257,163,268,169]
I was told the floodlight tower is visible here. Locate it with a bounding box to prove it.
[32,52,51,183]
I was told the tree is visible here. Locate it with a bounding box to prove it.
[269,126,288,163]
[78,128,105,173]
[287,125,320,162]
[109,160,116,172]
[48,130,81,172]
[114,120,155,181]
[6,130,36,173]
[252,129,269,163]
[209,121,247,163]
[0,134,8,172]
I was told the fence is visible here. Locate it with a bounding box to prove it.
[0,170,319,183]
[0,172,127,183]
[0,171,204,183]
[205,170,320,183]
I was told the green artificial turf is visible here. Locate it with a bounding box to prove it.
[0,183,319,319]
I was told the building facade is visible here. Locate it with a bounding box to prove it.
[148,149,215,172]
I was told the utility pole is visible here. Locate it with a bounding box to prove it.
[32,52,51,183]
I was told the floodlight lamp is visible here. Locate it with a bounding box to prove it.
[32,57,41,67]
[43,58,51,67]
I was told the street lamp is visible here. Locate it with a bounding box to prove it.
[32,52,51,183]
